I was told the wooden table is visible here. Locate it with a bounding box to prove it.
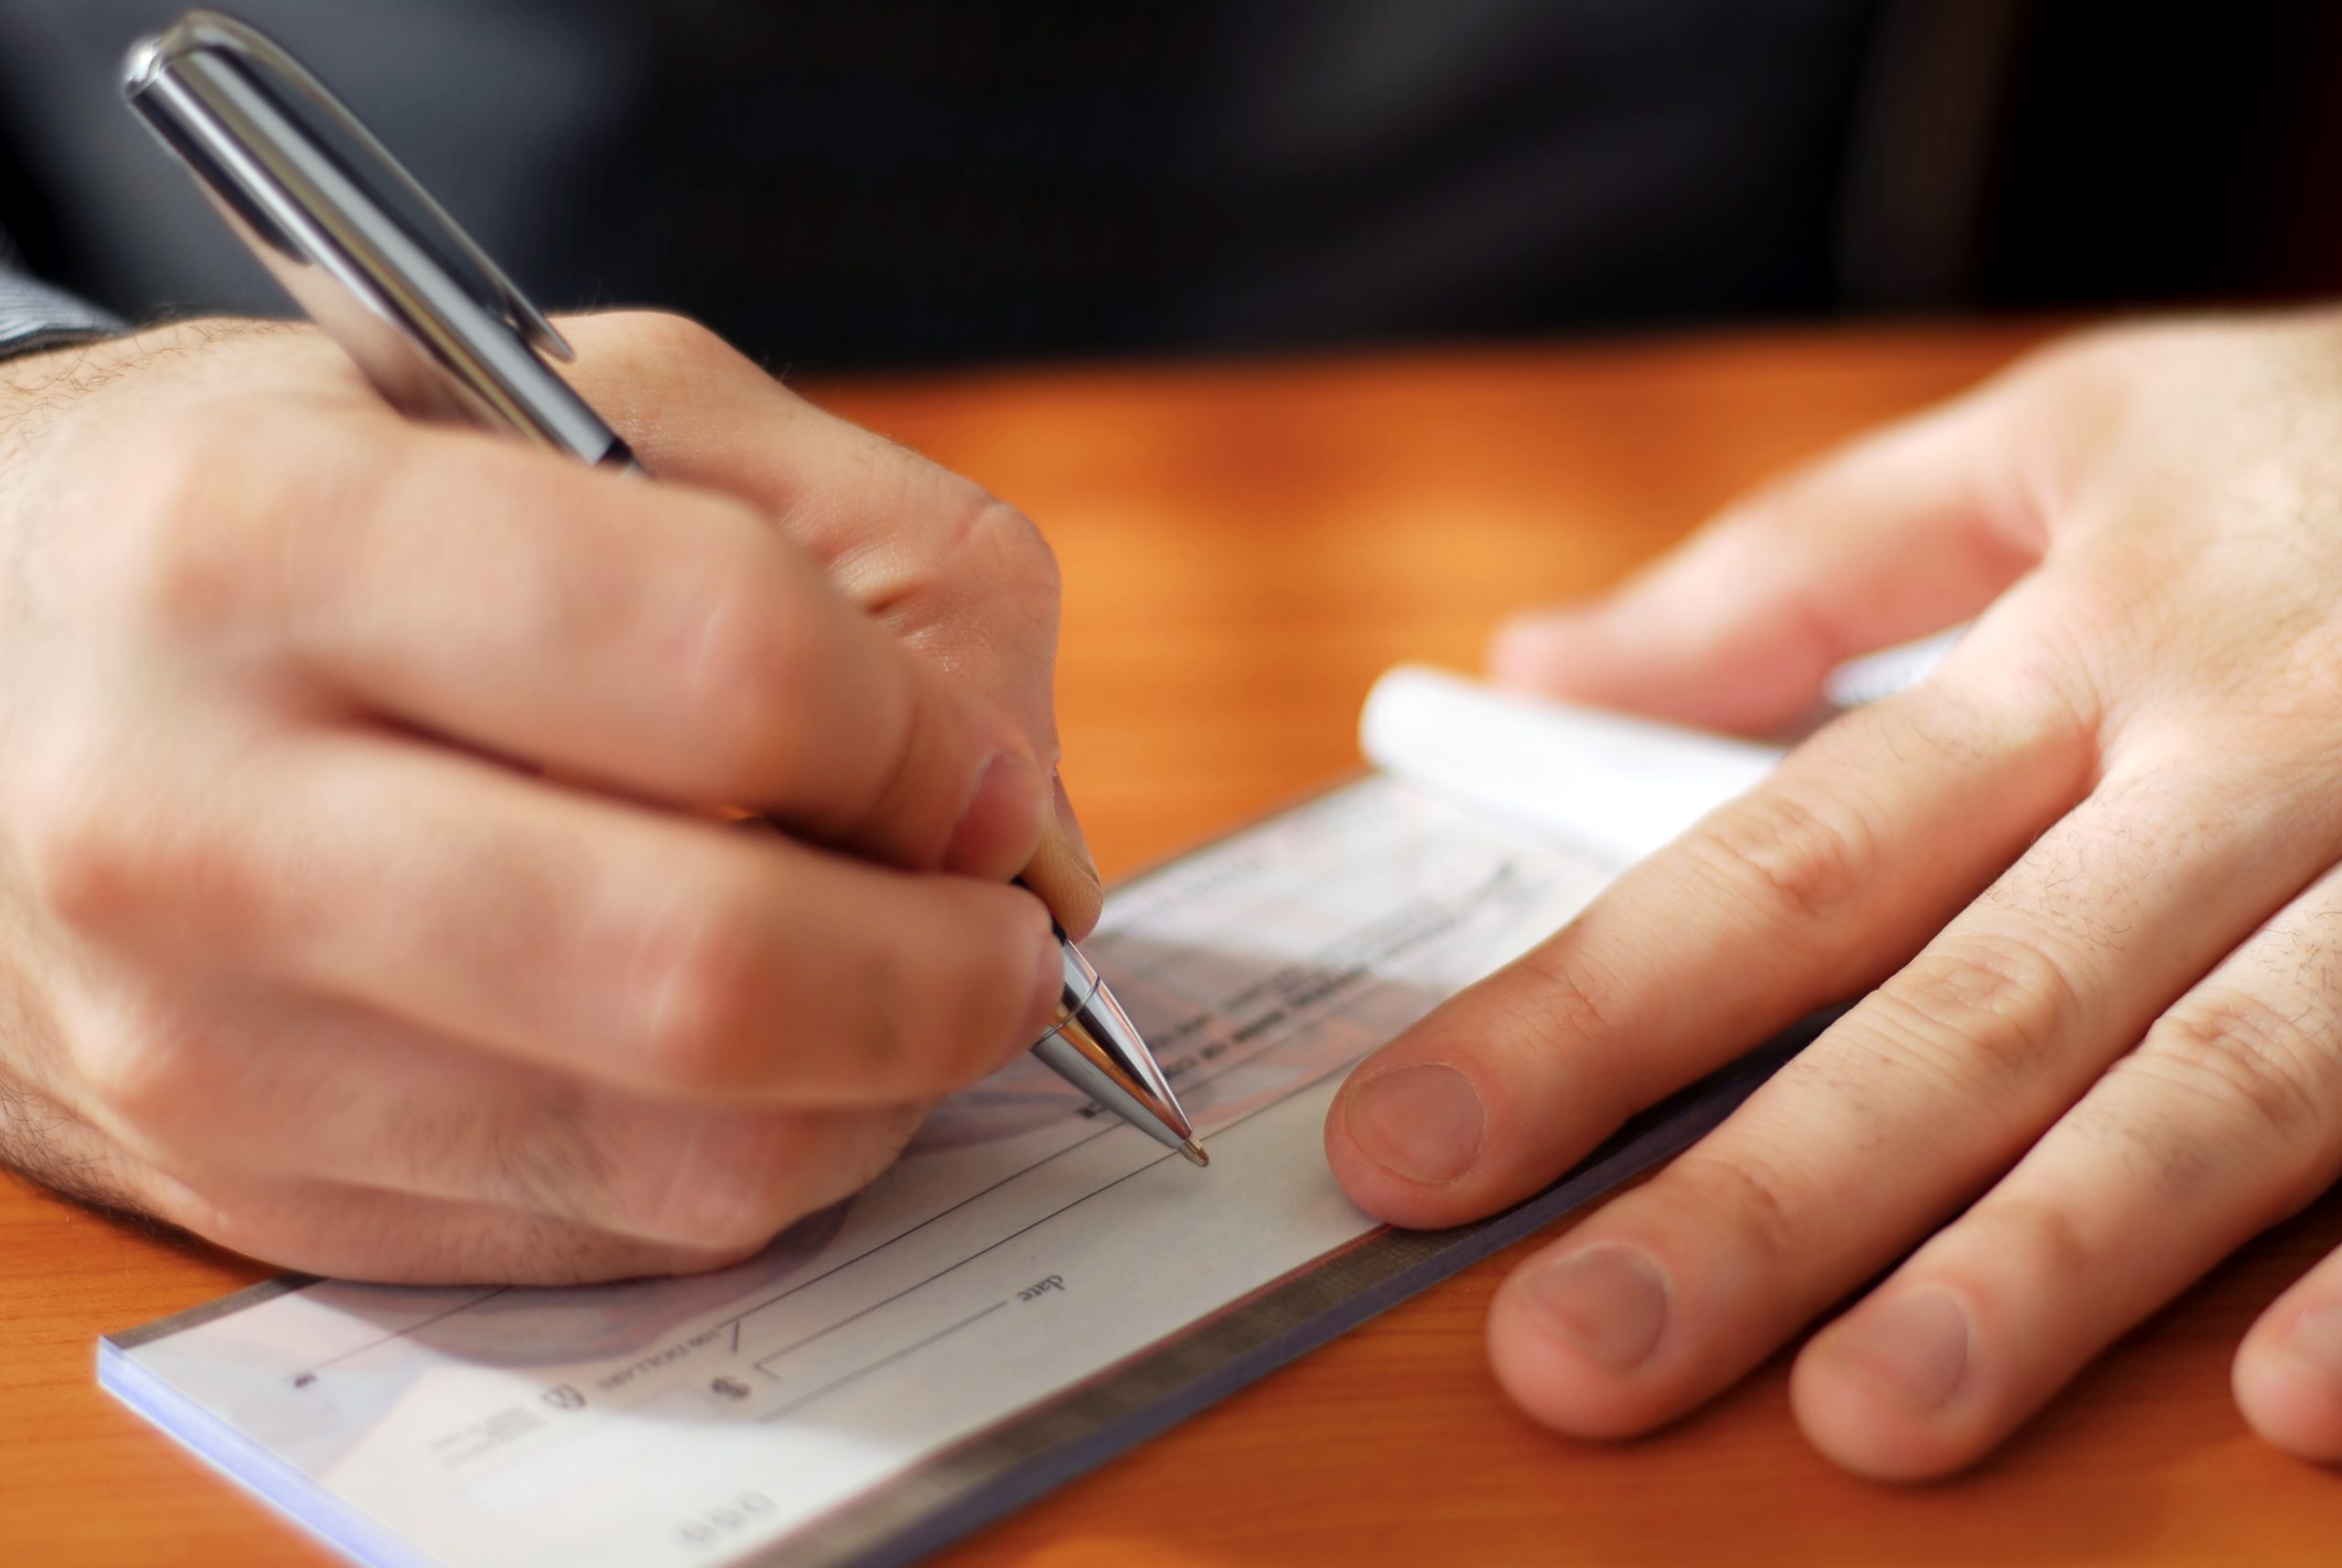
[8,325,2340,1565]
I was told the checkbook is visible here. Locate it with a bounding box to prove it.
[102,667,1824,1568]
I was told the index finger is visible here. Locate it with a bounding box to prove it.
[149,404,1048,882]
[1323,622,2095,1226]
[560,312,1101,929]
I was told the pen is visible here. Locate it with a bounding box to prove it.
[121,8,1208,1168]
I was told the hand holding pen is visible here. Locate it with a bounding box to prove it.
[0,16,1184,1285]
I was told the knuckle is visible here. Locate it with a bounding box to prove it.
[17,759,263,945]
[1873,929,2079,1092]
[75,419,226,623]
[2143,985,2334,1155]
[875,483,1061,617]
[650,1175,790,1255]
[673,548,841,789]
[608,310,732,371]
[83,410,304,632]
[631,897,772,1097]
[1660,1145,1810,1270]
[593,1106,919,1254]
[613,1122,798,1253]
[648,1188,788,1255]
[19,767,145,935]
[960,493,1060,601]
[1965,1194,2098,1283]
[1500,939,1640,1069]
[21,800,130,934]
[74,1007,207,1133]
[1689,787,1876,930]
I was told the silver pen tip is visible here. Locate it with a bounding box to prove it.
[1177,1138,1209,1168]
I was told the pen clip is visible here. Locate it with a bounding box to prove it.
[129,8,575,364]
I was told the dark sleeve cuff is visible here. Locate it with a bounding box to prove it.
[0,270,125,360]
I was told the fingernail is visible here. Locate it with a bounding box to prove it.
[946,750,1045,877]
[1343,1063,1485,1184]
[2278,1302,2342,1382]
[1048,772,1096,877]
[1516,1246,1671,1371]
[1820,1291,1972,1413]
[1024,771,1105,929]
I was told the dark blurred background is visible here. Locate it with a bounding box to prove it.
[5,0,2340,373]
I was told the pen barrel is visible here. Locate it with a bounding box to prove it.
[1048,929,1105,1023]
[124,16,632,468]
[1031,937,1195,1153]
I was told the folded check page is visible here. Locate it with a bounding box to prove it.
[102,668,1794,1568]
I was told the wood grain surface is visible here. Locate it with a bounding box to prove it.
[7,324,2339,1565]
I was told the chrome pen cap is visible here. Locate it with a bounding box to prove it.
[122,10,633,469]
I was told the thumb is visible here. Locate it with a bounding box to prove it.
[1489,388,2045,734]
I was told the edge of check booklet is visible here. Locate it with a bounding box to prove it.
[100,666,1859,1568]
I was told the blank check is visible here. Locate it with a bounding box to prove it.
[102,671,1816,1568]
